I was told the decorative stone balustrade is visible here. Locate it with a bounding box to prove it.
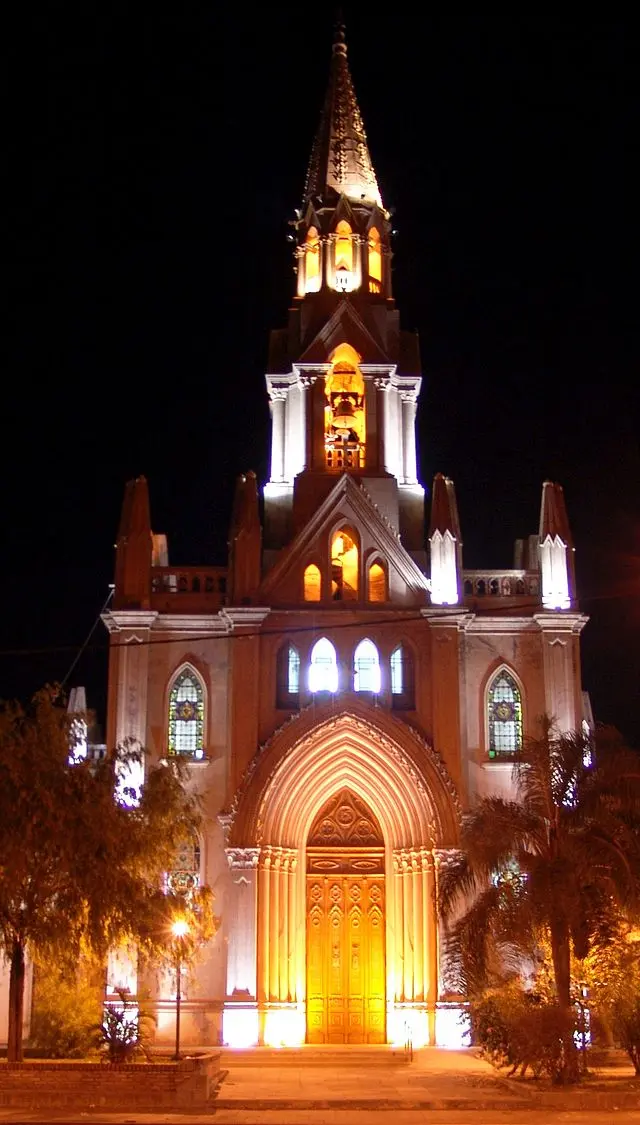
[151,566,227,609]
[462,570,539,599]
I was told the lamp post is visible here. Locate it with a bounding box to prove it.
[171,918,189,1061]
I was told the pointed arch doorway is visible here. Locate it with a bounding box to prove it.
[306,788,385,1043]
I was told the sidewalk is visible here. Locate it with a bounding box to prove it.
[0,1045,637,1122]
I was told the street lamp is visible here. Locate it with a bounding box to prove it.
[171,918,190,1061]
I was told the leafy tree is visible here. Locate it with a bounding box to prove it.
[582,913,640,1073]
[0,687,211,1061]
[438,720,640,1083]
[29,953,103,1058]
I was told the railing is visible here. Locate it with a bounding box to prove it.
[325,438,363,470]
[462,570,539,599]
[151,567,227,608]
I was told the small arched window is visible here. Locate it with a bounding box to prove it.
[354,639,381,693]
[487,669,523,757]
[390,644,415,710]
[368,227,382,292]
[304,226,321,293]
[309,638,338,694]
[335,220,353,272]
[304,563,322,601]
[168,667,205,758]
[276,642,300,708]
[368,561,386,603]
[331,528,359,601]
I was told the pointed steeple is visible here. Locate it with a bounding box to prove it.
[303,20,382,209]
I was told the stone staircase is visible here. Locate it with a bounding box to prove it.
[220,1043,411,1067]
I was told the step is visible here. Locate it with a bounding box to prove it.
[220,1044,411,1067]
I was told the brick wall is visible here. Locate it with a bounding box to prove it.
[0,1053,221,1110]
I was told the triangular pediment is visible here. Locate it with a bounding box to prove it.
[259,474,428,605]
[299,299,389,365]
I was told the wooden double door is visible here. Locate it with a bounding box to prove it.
[306,869,385,1043]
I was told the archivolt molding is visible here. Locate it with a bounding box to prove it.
[227,699,461,850]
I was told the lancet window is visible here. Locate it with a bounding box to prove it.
[334,220,353,290]
[304,226,321,293]
[368,226,382,293]
[304,563,322,601]
[309,637,339,694]
[331,527,359,601]
[276,642,300,708]
[168,667,205,759]
[324,344,365,470]
[390,644,415,710]
[354,639,381,693]
[487,669,523,757]
[367,561,386,602]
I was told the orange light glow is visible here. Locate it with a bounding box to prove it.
[304,563,322,601]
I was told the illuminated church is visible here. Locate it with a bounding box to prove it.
[102,25,588,1049]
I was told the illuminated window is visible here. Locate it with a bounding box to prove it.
[309,638,338,694]
[168,668,205,758]
[276,642,300,708]
[368,562,386,602]
[304,563,322,601]
[487,670,523,757]
[335,220,353,271]
[164,835,201,899]
[368,227,382,293]
[325,344,365,470]
[331,528,359,601]
[304,226,321,293]
[354,639,381,693]
[391,644,415,710]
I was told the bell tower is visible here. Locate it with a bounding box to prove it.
[264,22,425,566]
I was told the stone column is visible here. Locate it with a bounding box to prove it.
[401,391,418,483]
[225,849,259,1000]
[374,377,389,472]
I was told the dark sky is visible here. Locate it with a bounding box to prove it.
[5,6,639,743]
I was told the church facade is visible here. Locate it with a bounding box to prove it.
[102,26,588,1049]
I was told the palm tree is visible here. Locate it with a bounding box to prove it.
[438,719,640,1082]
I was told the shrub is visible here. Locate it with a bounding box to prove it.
[29,963,102,1059]
[93,989,156,1063]
[470,984,576,1082]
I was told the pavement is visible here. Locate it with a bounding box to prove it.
[0,1045,638,1123]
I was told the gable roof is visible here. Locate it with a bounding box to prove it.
[299,298,390,365]
[259,473,429,602]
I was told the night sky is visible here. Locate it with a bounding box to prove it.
[6,7,639,744]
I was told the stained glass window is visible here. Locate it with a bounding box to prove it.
[276,643,300,708]
[309,638,338,694]
[487,670,522,757]
[164,836,201,900]
[354,639,381,693]
[168,668,204,759]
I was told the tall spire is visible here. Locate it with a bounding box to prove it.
[303,20,382,209]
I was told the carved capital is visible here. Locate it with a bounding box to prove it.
[226,846,260,870]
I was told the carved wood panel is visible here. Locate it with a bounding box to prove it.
[306,873,385,1044]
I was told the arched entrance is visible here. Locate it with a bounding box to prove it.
[224,702,460,1048]
[306,789,385,1043]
